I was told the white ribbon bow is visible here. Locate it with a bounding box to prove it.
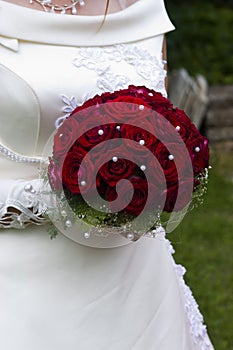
[0,36,19,52]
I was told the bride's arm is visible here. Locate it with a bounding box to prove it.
[162,35,168,92]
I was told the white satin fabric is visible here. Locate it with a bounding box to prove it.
[0,1,214,349]
[0,0,174,46]
[0,227,204,350]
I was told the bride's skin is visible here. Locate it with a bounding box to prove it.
[5,0,138,15]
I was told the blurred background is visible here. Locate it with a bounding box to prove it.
[165,1,233,349]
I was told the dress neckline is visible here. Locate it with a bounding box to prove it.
[0,0,175,47]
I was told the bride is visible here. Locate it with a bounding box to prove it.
[0,0,214,349]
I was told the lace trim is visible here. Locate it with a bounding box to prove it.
[104,44,167,93]
[164,237,213,349]
[0,182,48,229]
[72,44,167,95]
[0,201,48,229]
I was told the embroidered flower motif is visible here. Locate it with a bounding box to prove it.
[165,236,213,350]
[104,44,166,92]
[72,49,130,93]
[72,44,167,97]
[0,182,48,229]
[56,93,92,129]
[55,95,79,129]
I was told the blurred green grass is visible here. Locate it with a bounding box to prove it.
[168,151,233,349]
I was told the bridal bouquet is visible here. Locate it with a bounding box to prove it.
[43,85,209,241]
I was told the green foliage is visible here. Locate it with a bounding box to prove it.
[166,1,233,84]
[169,152,233,349]
[64,190,164,234]
[48,222,58,239]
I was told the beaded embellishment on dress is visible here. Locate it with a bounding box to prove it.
[0,143,42,164]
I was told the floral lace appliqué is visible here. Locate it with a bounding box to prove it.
[72,44,167,95]
[72,46,130,93]
[165,237,213,350]
[55,95,79,129]
[0,180,48,229]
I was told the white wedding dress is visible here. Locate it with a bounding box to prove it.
[0,0,214,349]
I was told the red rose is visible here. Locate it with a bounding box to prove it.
[120,123,157,154]
[62,146,94,194]
[127,85,173,108]
[101,90,127,102]
[70,103,110,132]
[101,86,154,102]
[164,179,194,212]
[53,114,80,161]
[166,108,199,142]
[48,158,62,191]
[106,176,148,215]
[186,135,209,175]
[77,122,118,151]
[151,93,173,107]
[102,99,152,122]
[146,110,184,145]
[127,85,153,97]
[106,176,161,216]
[153,142,188,184]
[101,86,165,104]
[99,156,136,187]
[96,176,107,198]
